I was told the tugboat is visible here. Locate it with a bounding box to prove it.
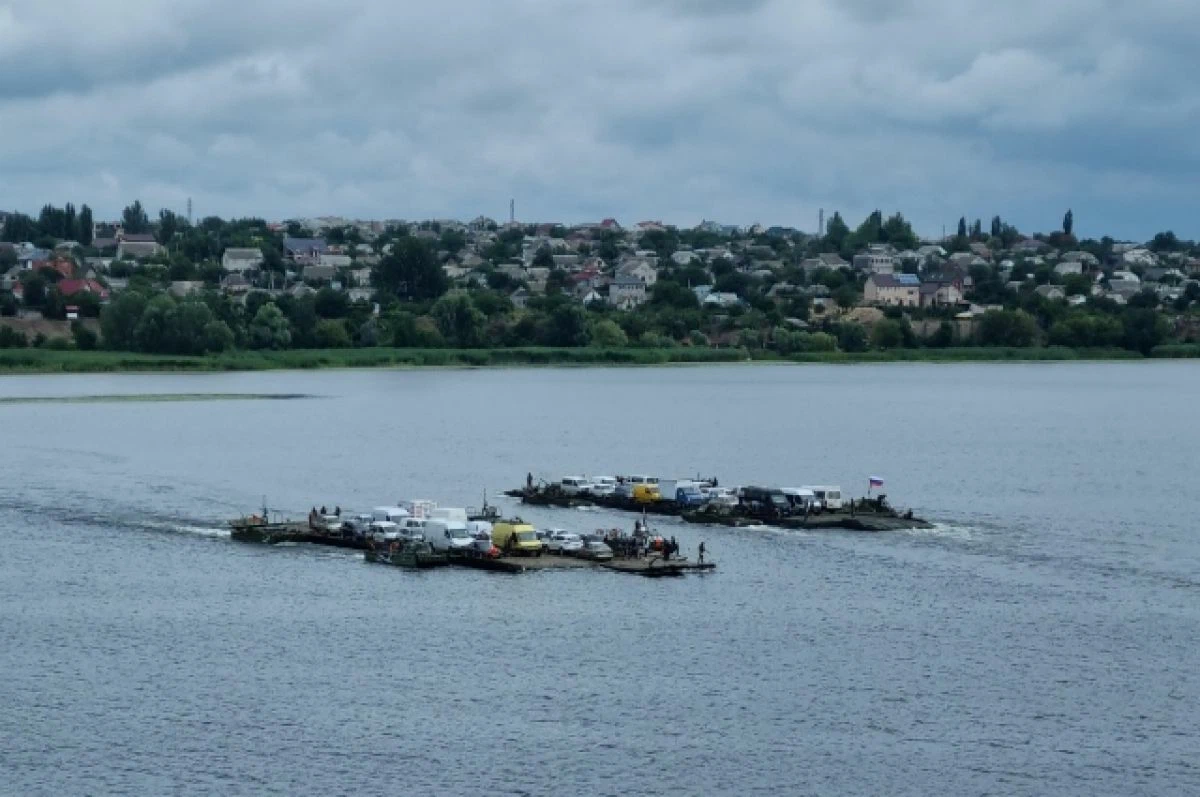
[229,498,293,543]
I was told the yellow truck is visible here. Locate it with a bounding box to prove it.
[491,521,543,556]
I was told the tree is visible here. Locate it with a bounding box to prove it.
[546,303,590,347]
[100,291,149,349]
[1062,273,1093,297]
[589,318,628,347]
[0,247,16,269]
[158,209,180,245]
[870,318,907,349]
[532,246,555,271]
[833,284,859,309]
[1122,308,1168,355]
[248,303,292,349]
[971,219,983,240]
[990,216,1002,239]
[313,287,350,319]
[71,321,98,350]
[122,200,150,234]
[314,319,351,348]
[20,273,47,306]
[78,205,94,246]
[837,322,868,352]
[0,293,17,317]
[439,228,467,255]
[431,292,486,347]
[957,217,967,239]
[202,320,235,353]
[824,212,850,251]
[133,295,176,352]
[977,309,1039,347]
[373,238,447,300]
[1063,209,1074,237]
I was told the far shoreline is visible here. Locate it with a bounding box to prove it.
[0,344,1194,376]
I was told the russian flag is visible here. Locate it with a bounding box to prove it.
[869,477,884,488]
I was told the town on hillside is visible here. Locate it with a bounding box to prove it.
[1,203,1197,355]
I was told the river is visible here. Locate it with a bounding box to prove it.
[1,362,1197,795]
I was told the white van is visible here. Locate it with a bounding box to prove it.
[782,488,819,512]
[802,486,843,510]
[426,518,474,551]
[560,477,595,496]
[398,517,427,541]
[372,506,410,523]
[369,520,400,542]
[430,507,469,524]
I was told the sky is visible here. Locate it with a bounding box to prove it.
[1,0,1198,240]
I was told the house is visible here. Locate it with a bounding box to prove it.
[34,258,75,280]
[608,276,648,309]
[318,253,353,269]
[1062,251,1100,268]
[1122,248,1157,268]
[221,273,251,293]
[169,280,205,297]
[116,237,164,260]
[1143,267,1185,284]
[510,288,530,309]
[863,273,920,307]
[92,237,118,252]
[618,260,658,286]
[818,253,848,268]
[552,254,580,271]
[692,285,713,302]
[222,247,264,273]
[56,279,110,301]
[702,292,741,308]
[1012,238,1044,254]
[671,250,700,265]
[302,264,336,283]
[969,242,992,260]
[852,251,897,274]
[1053,261,1084,277]
[919,281,964,308]
[1034,285,1065,301]
[580,288,604,305]
[284,237,328,262]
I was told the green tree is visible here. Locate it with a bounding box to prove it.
[977,309,1039,347]
[837,322,868,352]
[546,303,590,347]
[957,217,967,239]
[248,303,292,349]
[1063,209,1074,237]
[589,318,628,347]
[133,295,176,352]
[314,319,351,348]
[431,292,486,347]
[78,205,93,246]
[833,284,859,309]
[1122,308,1168,355]
[20,273,47,306]
[870,318,907,349]
[313,287,349,319]
[122,200,150,234]
[532,246,555,271]
[99,291,149,349]
[0,326,27,347]
[374,238,447,300]
[1062,273,1092,296]
[71,321,98,350]
[202,320,235,353]
[157,209,180,245]
[0,293,17,317]
[0,247,16,269]
[824,212,850,251]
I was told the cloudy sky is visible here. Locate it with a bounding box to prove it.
[2,0,1197,239]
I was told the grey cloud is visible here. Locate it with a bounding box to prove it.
[1,0,1199,238]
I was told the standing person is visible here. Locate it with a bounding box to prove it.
[698,541,706,564]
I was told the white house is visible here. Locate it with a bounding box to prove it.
[1122,249,1157,268]
[222,247,264,273]
[319,253,353,269]
[618,260,658,286]
[1053,261,1084,277]
[702,291,741,308]
[853,251,897,275]
[608,276,648,309]
[864,273,920,307]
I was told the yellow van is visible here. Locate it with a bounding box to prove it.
[491,521,543,556]
[632,484,662,503]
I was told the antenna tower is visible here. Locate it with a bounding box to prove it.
[187,198,193,224]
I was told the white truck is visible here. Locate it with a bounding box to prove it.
[425,518,474,551]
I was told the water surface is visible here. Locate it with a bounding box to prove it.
[1,363,1197,795]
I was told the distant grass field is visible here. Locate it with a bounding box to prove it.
[0,344,1185,374]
